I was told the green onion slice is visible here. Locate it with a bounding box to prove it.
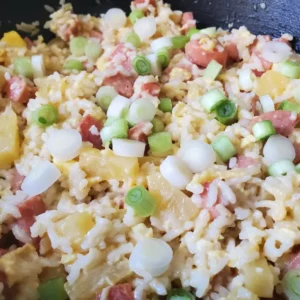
[252,120,276,141]
[129,9,144,25]
[127,98,156,125]
[96,86,118,111]
[64,59,84,71]
[212,135,237,162]
[104,117,119,127]
[151,117,165,133]
[125,186,157,217]
[32,104,58,127]
[100,118,129,146]
[171,36,190,49]
[186,28,200,39]
[296,163,300,174]
[279,101,300,113]
[268,159,295,176]
[214,100,237,125]
[200,27,217,37]
[14,57,33,78]
[157,47,170,69]
[133,55,151,75]
[70,36,88,57]
[167,288,195,300]
[38,277,67,300]
[282,269,300,300]
[84,41,102,60]
[200,89,227,113]
[203,59,223,80]
[126,32,141,48]
[148,132,172,155]
[158,98,172,113]
[274,60,300,79]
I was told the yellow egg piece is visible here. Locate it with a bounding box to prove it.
[255,70,290,98]
[1,31,27,48]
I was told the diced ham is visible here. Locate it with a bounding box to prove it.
[89,30,103,42]
[134,0,156,6]
[13,195,46,245]
[181,12,196,33]
[224,42,240,61]
[24,37,34,49]
[5,77,36,104]
[128,122,152,143]
[107,283,134,300]
[141,82,160,97]
[11,169,25,194]
[110,44,135,74]
[185,40,228,68]
[57,20,81,41]
[293,142,300,164]
[79,115,103,149]
[248,111,299,137]
[103,74,135,98]
[198,183,220,219]
[287,252,300,270]
[236,155,257,168]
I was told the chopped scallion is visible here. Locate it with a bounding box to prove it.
[127,98,156,125]
[282,269,300,300]
[167,288,195,300]
[84,41,102,60]
[14,57,33,78]
[200,89,227,113]
[100,118,128,145]
[129,9,144,25]
[125,186,157,216]
[157,47,170,69]
[38,277,67,300]
[133,55,151,75]
[171,36,190,49]
[274,60,300,79]
[158,98,172,113]
[212,135,237,162]
[279,101,300,113]
[148,132,172,155]
[104,117,118,127]
[295,163,300,174]
[126,32,141,48]
[252,120,276,140]
[32,104,58,127]
[70,36,88,57]
[203,59,223,80]
[96,86,118,111]
[200,27,217,37]
[64,59,84,71]
[268,159,295,176]
[151,117,164,133]
[214,100,237,125]
[186,28,200,39]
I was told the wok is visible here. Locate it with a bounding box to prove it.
[1,0,299,52]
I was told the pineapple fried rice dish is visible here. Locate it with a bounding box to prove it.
[1,0,300,299]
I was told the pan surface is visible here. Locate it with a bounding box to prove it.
[1,0,299,51]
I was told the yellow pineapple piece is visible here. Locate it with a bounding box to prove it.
[79,148,139,181]
[54,159,76,177]
[255,70,290,98]
[0,107,19,168]
[57,212,95,248]
[241,257,274,298]
[1,31,26,48]
[147,173,200,231]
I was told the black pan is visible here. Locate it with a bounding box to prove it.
[1,0,300,51]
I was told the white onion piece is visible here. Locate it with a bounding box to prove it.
[259,95,275,112]
[31,55,46,78]
[127,98,156,125]
[21,161,61,196]
[150,37,172,53]
[107,95,131,118]
[146,54,162,77]
[160,156,193,190]
[293,85,300,103]
[262,41,291,63]
[178,140,216,173]
[47,129,82,162]
[112,138,146,157]
[263,134,295,166]
[239,69,253,92]
[104,8,127,29]
[134,17,157,41]
[129,238,173,277]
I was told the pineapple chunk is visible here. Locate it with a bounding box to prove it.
[139,156,163,166]
[147,173,200,231]
[241,257,274,298]
[79,148,139,181]
[54,159,76,177]
[56,212,95,248]
[1,31,26,48]
[255,71,290,98]
[0,107,19,168]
